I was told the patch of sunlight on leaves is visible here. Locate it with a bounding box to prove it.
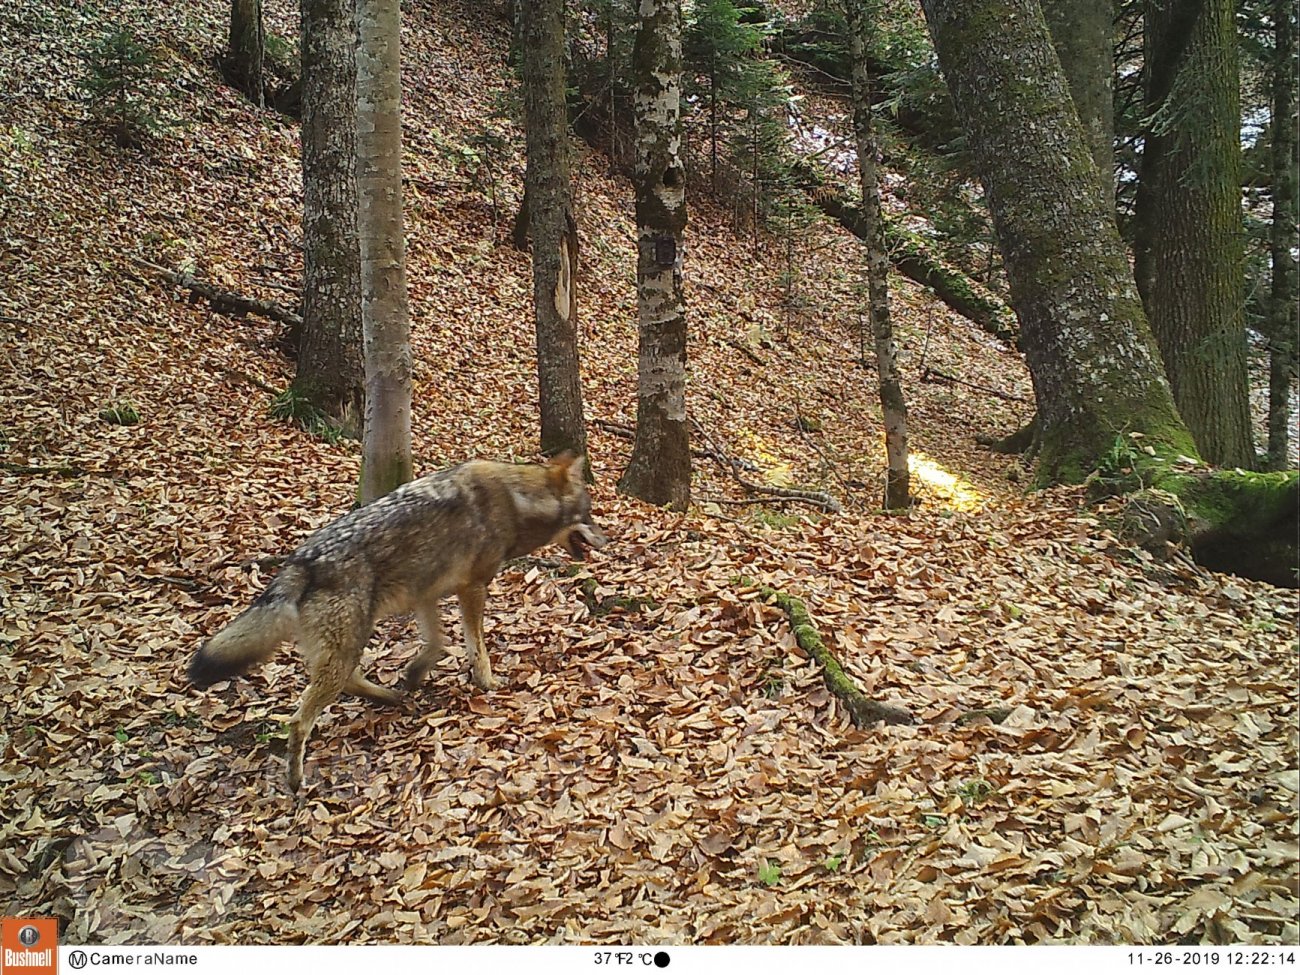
[739,430,794,487]
[909,451,984,511]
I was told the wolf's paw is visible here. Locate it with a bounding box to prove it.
[470,671,502,692]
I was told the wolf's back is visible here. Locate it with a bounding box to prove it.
[188,565,307,688]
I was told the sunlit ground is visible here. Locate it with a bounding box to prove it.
[909,451,985,511]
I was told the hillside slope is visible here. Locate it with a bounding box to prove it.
[2,0,1296,945]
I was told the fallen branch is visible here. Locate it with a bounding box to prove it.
[753,582,914,727]
[213,363,281,396]
[793,401,853,499]
[812,192,1019,346]
[1,460,91,477]
[724,337,768,368]
[133,257,303,329]
[593,417,760,473]
[921,365,1032,404]
[692,419,843,514]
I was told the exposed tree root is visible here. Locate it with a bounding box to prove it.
[977,414,1039,454]
[753,582,915,727]
[1097,461,1299,588]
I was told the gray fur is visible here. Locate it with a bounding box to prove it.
[188,452,608,792]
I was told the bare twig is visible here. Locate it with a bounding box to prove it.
[593,417,759,472]
[921,365,1032,404]
[691,418,843,514]
[724,336,768,368]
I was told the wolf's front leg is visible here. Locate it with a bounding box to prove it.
[406,602,449,692]
[458,584,501,691]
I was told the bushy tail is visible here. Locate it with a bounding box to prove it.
[188,566,306,688]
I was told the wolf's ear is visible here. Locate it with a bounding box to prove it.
[546,450,582,489]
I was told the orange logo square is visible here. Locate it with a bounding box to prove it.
[0,918,57,975]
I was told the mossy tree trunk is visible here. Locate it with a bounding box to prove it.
[618,0,692,508]
[294,0,364,436]
[225,0,265,107]
[847,0,909,510]
[1265,0,1298,472]
[521,0,589,461]
[920,0,1298,586]
[1132,0,1254,469]
[356,0,413,503]
[919,0,1195,485]
[1040,0,1115,206]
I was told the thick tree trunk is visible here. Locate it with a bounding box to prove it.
[919,0,1197,484]
[1266,0,1298,471]
[1040,0,1115,205]
[295,0,364,435]
[225,0,265,107]
[356,0,413,502]
[521,0,589,460]
[618,0,692,509]
[1132,0,1254,469]
[847,0,909,511]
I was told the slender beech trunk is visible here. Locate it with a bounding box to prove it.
[1040,0,1115,205]
[1266,0,1298,471]
[1132,0,1254,468]
[226,0,265,107]
[295,0,364,434]
[847,0,909,510]
[521,0,589,460]
[357,0,413,502]
[618,0,691,508]
[919,0,1196,483]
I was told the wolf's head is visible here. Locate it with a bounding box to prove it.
[546,450,609,560]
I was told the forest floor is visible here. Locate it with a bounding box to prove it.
[2,0,1297,946]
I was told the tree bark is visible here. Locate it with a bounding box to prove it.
[1132,0,1254,469]
[295,0,364,436]
[225,0,265,107]
[521,0,589,460]
[1266,0,1298,471]
[918,0,1197,484]
[356,0,413,502]
[1040,0,1115,205]
[813,189,1018,345]
[618,0,692,509]
[848,0,910,511]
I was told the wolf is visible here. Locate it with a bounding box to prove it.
[188,451,608,792]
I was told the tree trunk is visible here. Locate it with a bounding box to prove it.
[1266,0,1298,472]
[1040,0,1115,205]
[226,0,265,107]
[618,0,692,509]
[295,0,364,436]
[521,0,589,460]
[356,0,413,502]
[847,0,909,511]
[1132,0,1254,469]
[919,0,1197,484]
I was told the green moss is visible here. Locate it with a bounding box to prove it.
[1159,468,1298,534]
[749,581,913,727]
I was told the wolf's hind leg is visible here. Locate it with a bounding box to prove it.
[459,584,500,691]
[286,604,369,792]
[405,602,449,692]
[345,667,404,706]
